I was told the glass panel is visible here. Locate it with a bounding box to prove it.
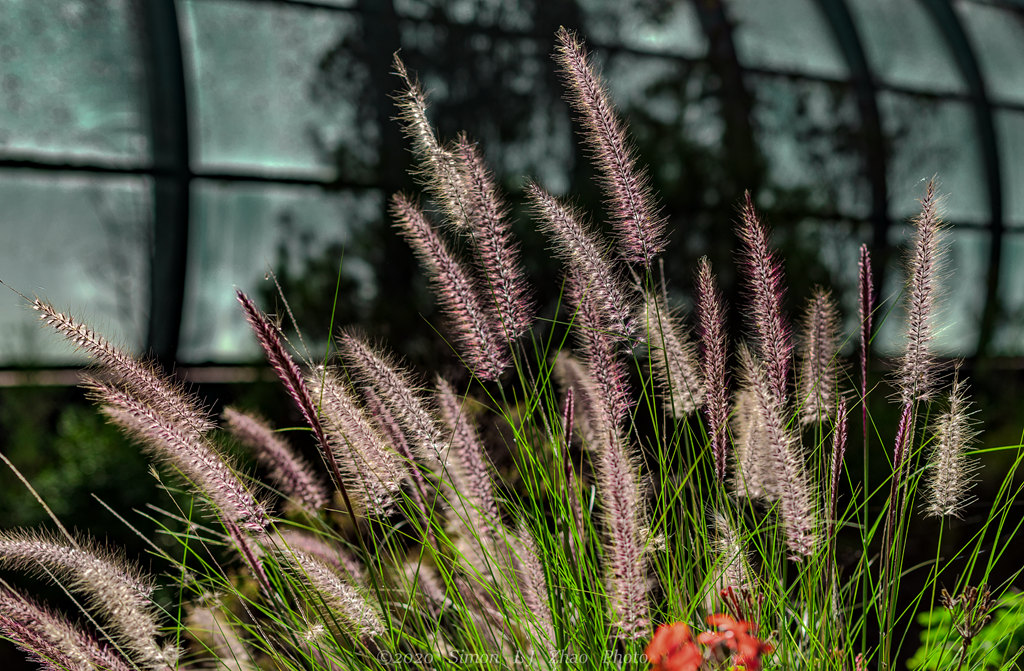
[730,0,847,78]
[0,0,149,162]
[874,225,986,355]
[748,76,868,218]
[879,93,987,225]
[996,110,1024,228]
[394,0,534,31]
[179,181,384,363]
[580,0,706,58]
[788,219,871,353]
[992,233,1024,355]
[955,1,1024,106]
[181,0,368,178]
[0,172,150,364]
[848,0,967,93]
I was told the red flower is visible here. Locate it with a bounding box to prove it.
[646,623,704,671]
[696,614,773,671]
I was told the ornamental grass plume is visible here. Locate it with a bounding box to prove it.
[223,407,328,516]
[391,192,510,381]
[0,531,173,670]
[640,292,705,419]
[0,584,134,671]
[554,26,667,266]
[696,256,729,483]
[305,366,405,516]
[925,365,979,518]
[797,287,841,425]
[897,180,945,405]
[737,193,792,405]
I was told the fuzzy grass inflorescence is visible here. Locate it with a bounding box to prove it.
[3,28,1023,671]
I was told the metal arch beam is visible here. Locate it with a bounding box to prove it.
[137,0,191,370]
[692,0,764,198]
[919,0,1004,358]
[814,0,891,304]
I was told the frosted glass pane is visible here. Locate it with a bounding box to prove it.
[580,0,706,58]
[996,111,1024,228]
[993,233,1024,355]
[731,0,847,78]
[955,2,1024,106]
[0,0,149,161]
[848,0,966,93]
[875,226,986,355]
[394,0,534,30]
[180,181,383,363]
[0,172,150,364]
[181,0,369,177]
[749,76,868,218]
[880,94,987,224]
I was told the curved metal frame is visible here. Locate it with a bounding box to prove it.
[920,0,1004,357]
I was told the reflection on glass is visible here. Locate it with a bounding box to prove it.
[848,0,966,94]
[748,76,867,218]
[0,172,150,364]
[730,0,846,78]
[0,0,148,162]
[955,2,1024,107]
[179,181,383,363]
[580,0,706,58]
[181,0,368,177]
[996,111,1024,229]
[879,93,987,224]
[992,233,1024,355]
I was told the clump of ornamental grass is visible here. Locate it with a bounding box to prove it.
[3,27,1024,671]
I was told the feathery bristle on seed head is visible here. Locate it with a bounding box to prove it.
[275,529,366,585]
[453,133,534,340]
[281,550,385,640]
[235,290,341,495]
[0,530,173,670]
[731,344,777,501]
[92,380,269,535]
[436,377,502,535]
[738,193,792,405]
[0,584,134,671]
[925,365,979,518]
[797,287,842,425]
[391,193,510,381]
[511,524,556,658]
[696,257,730,484]
[639,292,705,418]
[898,181,946,404]
[743,348,817,559]
[556,341,648,637]
[223,407,328,515]
[392,54,472,230]
[32,299,213,434]
[554,26,667,266]
[187,606,254,671]
[338,331,446,461]
[527,181,635,340]
[858,244,874,438]
[569,267,634,428]
[828,397,849,532]
[306,367,404,516]
[710,511,754,593]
